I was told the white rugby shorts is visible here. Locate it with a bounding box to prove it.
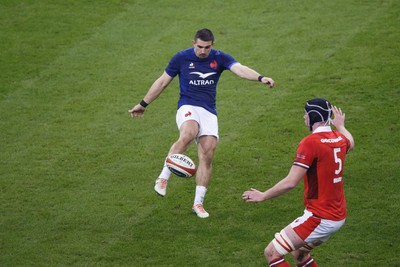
[176,105,219,141]
[290,209,345,245]
[272,209,345,255]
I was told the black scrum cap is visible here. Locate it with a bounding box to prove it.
[305,98,332,131]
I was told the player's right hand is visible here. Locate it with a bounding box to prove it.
[128,104,145,118]
[331,106,345,128]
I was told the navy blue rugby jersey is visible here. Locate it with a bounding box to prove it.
[165,48,238,115]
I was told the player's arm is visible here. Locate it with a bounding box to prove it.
[230,63,275,88]
[242,165,306,202]
[331,105,355,151]
[129,71,174,118]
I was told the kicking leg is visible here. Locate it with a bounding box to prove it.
[154,120,198,196]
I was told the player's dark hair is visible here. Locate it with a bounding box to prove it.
[305,98,332,131]
[194,28,214,43]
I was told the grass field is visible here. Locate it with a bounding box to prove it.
[1,0,399,266]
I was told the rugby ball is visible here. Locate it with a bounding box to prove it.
[166,154,196,178]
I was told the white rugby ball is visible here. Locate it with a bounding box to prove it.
[166,154,196,178]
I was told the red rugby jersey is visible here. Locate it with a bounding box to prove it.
[293,126,351,220]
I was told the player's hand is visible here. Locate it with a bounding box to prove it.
[242,188,265,202]
[262,77,275,88]
[128,104,146,118]
[331,106,345,129]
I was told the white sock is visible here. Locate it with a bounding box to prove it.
[194,185,207,205]
[158,160,171,180]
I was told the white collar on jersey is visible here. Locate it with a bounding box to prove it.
[313,125,332,134]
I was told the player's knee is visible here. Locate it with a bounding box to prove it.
[271,230,295,256]
[178,132,196,144]
[264,242,276,261]
[292,249,310,264]
[264,232,293,262]
[175,134,196,150]
[179,123,199,141]
[292,243,319,265]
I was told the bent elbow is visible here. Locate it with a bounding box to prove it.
[348,139,355,152]
[287,182,297,190]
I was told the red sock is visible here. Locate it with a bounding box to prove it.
[297,256,318,267]
[269,257,290,267]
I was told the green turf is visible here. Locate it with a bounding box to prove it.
[1,0,399,266]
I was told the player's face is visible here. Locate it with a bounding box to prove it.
[193,39,213,58]
[304,112,309,127]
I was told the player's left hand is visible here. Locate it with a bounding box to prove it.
[242,188,265,202]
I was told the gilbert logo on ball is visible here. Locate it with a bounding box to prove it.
[166,154,197,178]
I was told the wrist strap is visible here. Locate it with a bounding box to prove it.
[258,75,264,82]
[140,99,148,108]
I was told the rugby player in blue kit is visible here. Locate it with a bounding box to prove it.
[129,28,275,218]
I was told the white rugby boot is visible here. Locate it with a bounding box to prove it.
[192,203,209,218]
[154,178,168,197]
